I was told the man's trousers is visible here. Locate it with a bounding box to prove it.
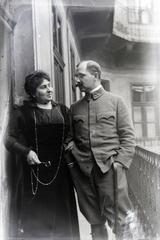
[69,159,133,235]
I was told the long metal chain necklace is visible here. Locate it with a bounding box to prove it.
[31,106,65,195]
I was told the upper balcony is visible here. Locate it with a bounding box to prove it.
[63,0,160,70]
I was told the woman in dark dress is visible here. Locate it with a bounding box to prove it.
[4,70,80,240]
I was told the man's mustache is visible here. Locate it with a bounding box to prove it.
[75,83,83,87]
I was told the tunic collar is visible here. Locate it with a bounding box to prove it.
[85,86,105,101]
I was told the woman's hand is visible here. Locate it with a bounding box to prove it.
[27,150,41,165]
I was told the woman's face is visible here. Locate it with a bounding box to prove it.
[34,79,53,104]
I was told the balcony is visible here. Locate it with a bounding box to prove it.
[136,137,160,152]
[127,145,160,238]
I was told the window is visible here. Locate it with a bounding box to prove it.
[53,6,62,55]
[132,84,159,138]
[52,6,65,103]
[70,46,76,102]
[128,0,152,24]
[54,59,65,103]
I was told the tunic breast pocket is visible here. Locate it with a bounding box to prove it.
[73,115,86,137]
[97,112,116,128]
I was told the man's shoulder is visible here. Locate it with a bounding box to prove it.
[71,97,85,107]
[70,90,124,107]
[103,90,123,101]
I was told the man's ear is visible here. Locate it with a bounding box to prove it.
[94,72,98,79]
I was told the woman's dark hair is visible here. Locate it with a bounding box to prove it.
[24,70,50,98]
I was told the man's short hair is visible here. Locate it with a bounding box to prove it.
[77,60,101,79]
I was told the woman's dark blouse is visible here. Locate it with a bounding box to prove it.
[4,100,70,157]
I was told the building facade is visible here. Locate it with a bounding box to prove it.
[0,0,160,238]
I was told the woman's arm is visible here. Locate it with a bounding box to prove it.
[3,108,31,156]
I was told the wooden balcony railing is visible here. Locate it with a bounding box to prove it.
[126,145,160,238]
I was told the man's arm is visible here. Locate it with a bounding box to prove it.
[114,97,136,169]
[64,106,74,151]
[63,106,76,168]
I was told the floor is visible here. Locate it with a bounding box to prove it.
[77,202,115,240]
[77,200,145,240]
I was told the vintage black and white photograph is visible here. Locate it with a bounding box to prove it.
[0,0,160,239]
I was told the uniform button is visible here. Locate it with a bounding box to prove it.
[90,130,95,137]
